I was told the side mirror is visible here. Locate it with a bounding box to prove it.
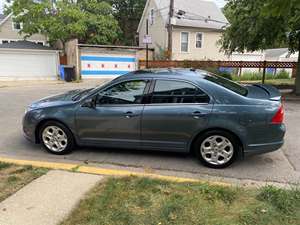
[82,95,97,108]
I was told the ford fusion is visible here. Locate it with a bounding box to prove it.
[23,69,285,168]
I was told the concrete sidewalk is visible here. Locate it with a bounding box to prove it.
[0,170,103,225]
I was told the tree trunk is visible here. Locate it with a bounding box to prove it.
[295,38,300,95]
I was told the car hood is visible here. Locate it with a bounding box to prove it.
[246,84,281,101]
[30,89,83,109]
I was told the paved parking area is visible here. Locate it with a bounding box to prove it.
[0,80,299,184]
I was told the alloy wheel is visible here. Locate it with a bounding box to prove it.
[200,135,234,166]
[42,126,68,153]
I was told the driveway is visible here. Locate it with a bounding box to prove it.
[0,80,299,184]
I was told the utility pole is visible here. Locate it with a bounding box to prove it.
[146,19,149,68]
[167,0,175,60]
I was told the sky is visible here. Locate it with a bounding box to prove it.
[0,0,227,14]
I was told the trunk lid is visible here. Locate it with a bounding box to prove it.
[246,84,281,101]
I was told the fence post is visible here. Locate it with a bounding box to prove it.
[262,60,267,84]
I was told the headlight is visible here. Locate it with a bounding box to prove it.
[25,106,35,114]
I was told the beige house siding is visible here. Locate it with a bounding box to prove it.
[171,27,227,60]
[138,0,168,59]
[0,16,47,44]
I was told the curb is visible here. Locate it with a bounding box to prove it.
[0,157,230,186]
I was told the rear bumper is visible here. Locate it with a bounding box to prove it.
[244,140,284,156]
[244,123,285,157]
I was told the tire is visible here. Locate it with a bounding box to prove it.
[39,121,75,155]
[194,130,239,169]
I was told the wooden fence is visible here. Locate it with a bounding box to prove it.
[139,60,298,83]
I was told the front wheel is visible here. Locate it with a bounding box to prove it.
[39,121,75,155]
[194,130,239,169]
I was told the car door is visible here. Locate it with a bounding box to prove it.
[75,79,149,148]
[141,79,213,152]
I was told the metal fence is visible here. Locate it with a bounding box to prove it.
[139,60,298,83]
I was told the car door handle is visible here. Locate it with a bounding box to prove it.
[125,111,138,118]
[191,111,207,119]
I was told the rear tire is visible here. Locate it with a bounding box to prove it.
[194,130,239,169]
[39,121,75,155]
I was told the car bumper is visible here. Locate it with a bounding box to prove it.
[22,112,38,143]
[244,123,286,156]
[244,140,284,156]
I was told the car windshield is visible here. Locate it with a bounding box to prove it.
[72,88,95,101]
[71,80,113,101]
[204,73,248,96]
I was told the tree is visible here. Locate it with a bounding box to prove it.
[104,0,147,45]
[220,0,300,94]
[8,0,121,47]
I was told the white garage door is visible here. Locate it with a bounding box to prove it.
[0,50,58,80]
[80,52,137,79]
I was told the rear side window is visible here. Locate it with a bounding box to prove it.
[204,74,248,96]
[151,80,210,104]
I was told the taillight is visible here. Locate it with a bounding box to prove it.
[271,105,284,124]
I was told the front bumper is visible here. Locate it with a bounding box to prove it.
[22,112,38,143]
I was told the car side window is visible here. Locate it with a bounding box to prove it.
[97,80,147,105]
[151,80,210,104]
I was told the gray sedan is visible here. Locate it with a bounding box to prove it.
[23,69,286,168]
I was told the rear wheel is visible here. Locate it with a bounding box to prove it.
[194,130,239,169]
[39,121,74,155]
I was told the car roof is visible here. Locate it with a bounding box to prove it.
[117,68,210,81]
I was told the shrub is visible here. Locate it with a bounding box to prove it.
[276,70,290,79]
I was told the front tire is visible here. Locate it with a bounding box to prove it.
[39,121,74,155]
[194,130,239,169]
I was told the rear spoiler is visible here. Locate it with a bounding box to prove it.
[253,84,281,101]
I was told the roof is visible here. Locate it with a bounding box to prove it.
[138,0,228,32]
[122,68,209,79]
[0,14,6,22]
[0,40,55,51]
[0,13,12,27]
[265,48,289,58]
[78,44,154,51]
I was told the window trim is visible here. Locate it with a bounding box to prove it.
[180,31,190,53]
[195,32,203,49]
[147,78,212,105]
[12,21,23,31]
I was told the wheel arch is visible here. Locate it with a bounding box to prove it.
[35,118,75,144]
[189,127,244,156]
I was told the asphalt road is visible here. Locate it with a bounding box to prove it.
[0,80,299,184]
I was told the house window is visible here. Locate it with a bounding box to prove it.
[149,8,155,25]
[181,32,189,52]
[196,33,203,48]
[12,21,22,30]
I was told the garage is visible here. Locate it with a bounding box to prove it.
[0,41,59,80]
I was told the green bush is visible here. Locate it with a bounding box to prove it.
[276,70,290,79]
[202,67,233,80]
[233,71,291,81]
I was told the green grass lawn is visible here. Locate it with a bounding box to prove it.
[239,79,295,86]
[61,177,300,225]
[0,162,48,202]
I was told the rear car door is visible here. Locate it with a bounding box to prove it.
[141,79,213,152]
[75,79,149,148]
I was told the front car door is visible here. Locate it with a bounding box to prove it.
[141,79,213,152]
[75,79,149,149]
